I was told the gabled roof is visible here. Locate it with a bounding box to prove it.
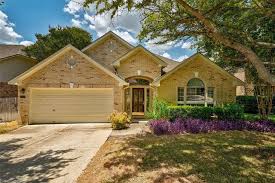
[0,44,26,59]
[157,55,180,72]
[0,54,37,63]
[112,45,168,67]
[152,53,244,86]
[82,31,134,52]
[9,44,128,86]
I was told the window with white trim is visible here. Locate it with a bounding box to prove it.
[207,87,214,104]
[187,78,205,104]
[177,87,184,104]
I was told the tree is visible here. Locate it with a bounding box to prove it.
[84,0,275,85]
[84,0,274,118]
[24,26,92,61]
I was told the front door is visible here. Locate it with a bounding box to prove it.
[132,88,144,114]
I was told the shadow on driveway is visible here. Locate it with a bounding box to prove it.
[0,138,77,183]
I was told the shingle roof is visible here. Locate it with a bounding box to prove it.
[157,55,181,72]
[0,44,26,59]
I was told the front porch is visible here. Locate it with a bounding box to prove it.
[123,77,154,118]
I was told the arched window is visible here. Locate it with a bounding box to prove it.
[126,78,150,85]
[187,78,205,103]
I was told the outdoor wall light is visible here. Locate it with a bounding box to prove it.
[21,88,25,94]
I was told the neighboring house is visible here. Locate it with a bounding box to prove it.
[0,45,37,98]
[234,65,275,96]
[9,32,243,124]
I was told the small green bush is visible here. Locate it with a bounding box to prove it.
[168,106,213,121]
[146,99,169,119]
[214,104,244,120]
[236,96,258,114]
[109,111,131,130]
[189,106,214,120]
[168,106,192,121]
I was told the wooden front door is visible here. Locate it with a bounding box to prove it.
[132,88,144,113]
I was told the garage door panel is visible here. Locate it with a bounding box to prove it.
[30,88,114,124]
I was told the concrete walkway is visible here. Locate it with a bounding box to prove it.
[0,124,111,183]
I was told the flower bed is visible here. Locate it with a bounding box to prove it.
[149,118,275,135]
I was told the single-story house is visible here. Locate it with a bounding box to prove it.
[0,45,37,98]
[9,31,243,124]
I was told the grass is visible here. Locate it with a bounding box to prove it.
[0,121,20,134]
[78,131,275,183]
[244,113,275,122]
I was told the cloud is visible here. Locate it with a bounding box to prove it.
[113,30,137,44]
[181,42,192,49]
[145,39,175,54]
[72,18,83,27]
[64,0,141,43]
[0,11,22,44]
[175,55,189,62]
[162,52,171,59]
[64,0,85,16]
[20,41,33,46]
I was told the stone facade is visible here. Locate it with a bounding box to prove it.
[84,36,131,72]
[116,51,162,80]
[0,82,17,98]
[157,56,237,105]
[18,49,123,124]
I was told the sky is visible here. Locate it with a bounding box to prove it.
[0,0,196,61]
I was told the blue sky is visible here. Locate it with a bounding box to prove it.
[0,0,196,61]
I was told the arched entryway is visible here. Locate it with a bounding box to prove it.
[124,77,152,117]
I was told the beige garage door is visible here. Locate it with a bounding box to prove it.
[30,88,114,124]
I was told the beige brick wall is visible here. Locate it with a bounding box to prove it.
[157,57,237,105]
[84,36,130,70]
[18,49,123,124]
[116,51,162,80]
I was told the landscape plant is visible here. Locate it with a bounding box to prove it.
[149,118,275,135]
[109,111,131,130]
[145,98,169,120]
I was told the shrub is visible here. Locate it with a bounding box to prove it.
[149,118,275,135]
[236,96,258,114]
[236,96,275,114]
[168,106,213,121]
[109,111,131,130]
[189,106,213,120]
[167,106,192,121]
[213,104,244,121]
[146,99,169,119]
[149,119,170,135]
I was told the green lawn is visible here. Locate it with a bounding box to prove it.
[244,113,275,121]
[78,131,275,183]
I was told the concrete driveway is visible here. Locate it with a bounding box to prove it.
[0,124,111,183]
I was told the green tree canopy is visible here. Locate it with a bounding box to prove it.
[84,0,275,85]
[24,26,92,61]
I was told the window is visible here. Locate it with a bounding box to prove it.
[187,78,205,103]
[207,87,214,104]
[177,87,184,104]
[126,78,150,85]
[146,88,150,111]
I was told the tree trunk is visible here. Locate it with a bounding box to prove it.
[176,0,275,85]
[255,83,273,119]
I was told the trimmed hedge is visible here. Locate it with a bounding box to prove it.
[168,104,244,121]
[213,104,244,120]
[236,96,275,114]
[168,106,213,121]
